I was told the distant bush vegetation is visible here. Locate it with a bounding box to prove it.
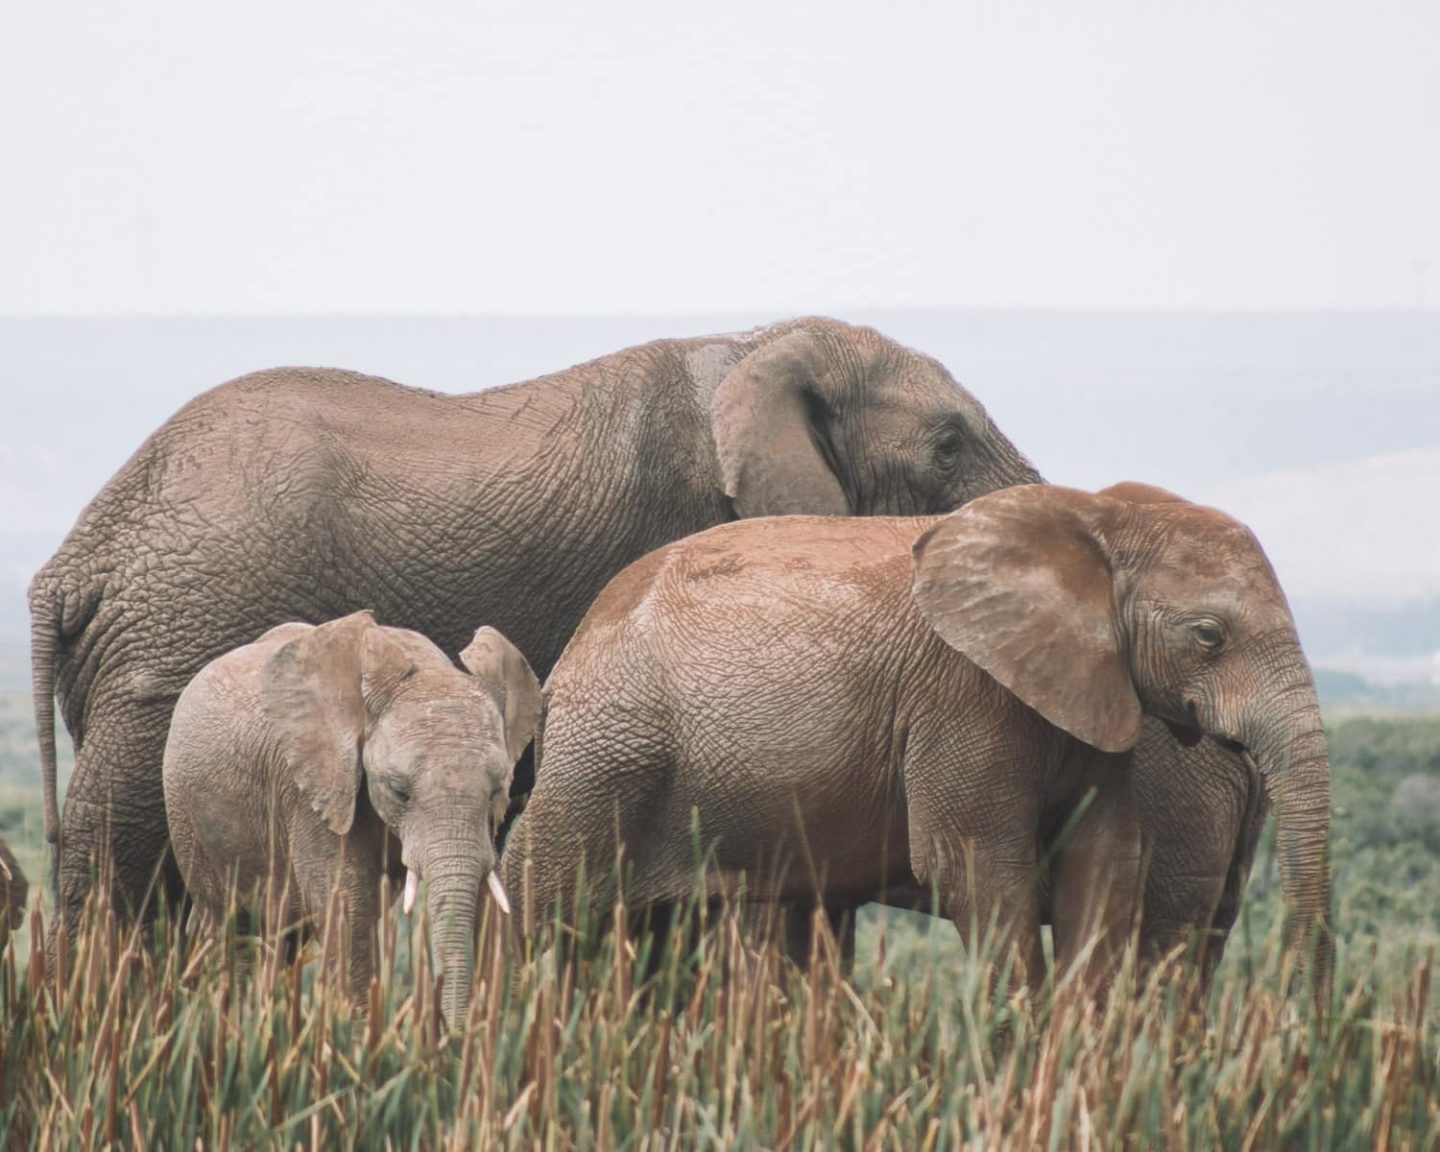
[1313,666,1440,711]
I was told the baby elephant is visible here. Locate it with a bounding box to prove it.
[164,610,540,1027]
[504,484,1332,997]
[0,836,28,953]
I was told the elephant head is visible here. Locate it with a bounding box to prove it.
[912,483,1333,997]
[712,321,1039,519]
[262,611,541,1028]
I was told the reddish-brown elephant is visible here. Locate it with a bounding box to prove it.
[504,484,1333,998]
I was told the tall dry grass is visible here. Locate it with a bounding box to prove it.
[0,872,1436,1150]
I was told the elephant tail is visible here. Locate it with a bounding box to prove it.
[29,575,66,906]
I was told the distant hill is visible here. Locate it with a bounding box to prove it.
[1314,667,1440,713]
[1297,597,1440,663]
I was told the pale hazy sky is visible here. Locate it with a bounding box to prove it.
[3,2,1438,314]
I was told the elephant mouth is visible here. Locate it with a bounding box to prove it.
[1169,700,1248,755]
[1163,715,1205,747]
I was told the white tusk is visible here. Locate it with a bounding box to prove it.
[486,870,511,916]
[403,869,419,915]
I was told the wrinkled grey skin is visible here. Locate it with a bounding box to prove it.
[32,316,1039,937]
[0,836,28,953]
[163,612,540,1028]
[504,485,1333,999]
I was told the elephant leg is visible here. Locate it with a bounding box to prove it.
[932,855,1045,1000]
[184,900,216,946]
[1048,775,1143,999]
[503,816,617,985]
[909,817,1044,994]
[53,696,184,944]
[504,744,664,959]
[628,899,691,987]
[833,906,857,973]
[1131,731,1260,987]
[779,902,857,976]
[1201,777,1270,987]
[345,891,380,1009]
[303,864,380,1007]
[518,842,608,950]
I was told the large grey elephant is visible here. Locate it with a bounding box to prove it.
[163,612,539,1028]
[31,317,1039,934]
[502,484,1334,997]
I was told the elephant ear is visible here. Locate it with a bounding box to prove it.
[911,485,1142,754]
[459,626,542,765]
[262,610,409,836]
[711,329,850,518]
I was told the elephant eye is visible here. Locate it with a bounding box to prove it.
[932,430,964,471]
[1191,620,1226,651]
[386,778,411,804]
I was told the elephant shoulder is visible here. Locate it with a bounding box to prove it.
[174,633,277,729]
[549,540,705,692]
[250,621,315,650]
[190,366,415,407]
[572,542,684,637]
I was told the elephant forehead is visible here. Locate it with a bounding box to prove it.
[397,693,502,739]
[1148,509,1284,594]
[1139,552,1281,616]
[866,360,980,417]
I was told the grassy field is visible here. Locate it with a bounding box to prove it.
[0,705,1437,1146]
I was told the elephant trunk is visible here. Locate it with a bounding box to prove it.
[1241,662,1334,1004]
[993,442,1043,490]
[427,860,482,1031]
[29,586,61,907]
[409,829,489,1031]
